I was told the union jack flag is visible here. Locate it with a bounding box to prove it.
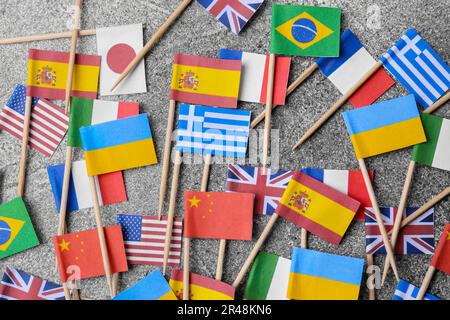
[0,267,65,300]
[197,0,265,34]
[364,207,435,255]
[226,164,293,216]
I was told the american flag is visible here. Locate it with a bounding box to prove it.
[226,164,294,216]
[0,267,65,300]
[197,0,264,34]
[117,214,182,266]
[365,207,435,255]
[0,85,69,157]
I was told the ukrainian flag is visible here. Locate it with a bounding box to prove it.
[113,270,177,300]
[343,94,426,159]
[80,114,157,176]
[288,248,364,300]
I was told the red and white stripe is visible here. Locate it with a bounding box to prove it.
[125,216,183,266]
[0,99,69,157]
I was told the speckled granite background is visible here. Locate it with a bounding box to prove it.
[0,0,448,300]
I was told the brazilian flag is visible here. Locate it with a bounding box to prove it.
[0,197,39,260]
[271,5,342,57]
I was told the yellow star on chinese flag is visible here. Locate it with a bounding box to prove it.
[58,239,70,252]
[447,232,450,240]
[189,195,201,208]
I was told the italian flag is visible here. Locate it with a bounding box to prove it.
[67,97,139,147]
[244,252,291,300]
[412,114,450,171]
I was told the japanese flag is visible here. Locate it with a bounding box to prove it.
[96,24,147,96]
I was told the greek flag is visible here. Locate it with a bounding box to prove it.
[392,279,441,300]
[381,29,450,109]
[176,104,251,158]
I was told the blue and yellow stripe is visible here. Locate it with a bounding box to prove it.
[80,114,157,176]
[343,95,426,159]
[113,270,177,300]
[288,248,364,300]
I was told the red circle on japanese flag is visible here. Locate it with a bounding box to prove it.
[106,43,136,74]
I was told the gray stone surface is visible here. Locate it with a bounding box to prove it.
[0,0,449,300]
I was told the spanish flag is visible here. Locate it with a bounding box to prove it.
[170,53,241,108]
[276,171,360,245]
[169,269,235,300]
[288,248,364,300]
[79,114,157,176]
[343,95,427,159]
[27,49,101,100]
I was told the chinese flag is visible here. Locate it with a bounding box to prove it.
[53,225,128,282]
[184,191,254,240]
[431,224,450,275]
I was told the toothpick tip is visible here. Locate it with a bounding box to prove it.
[110,81,119,92]
[157,205,163,220]
[381,270,388,286]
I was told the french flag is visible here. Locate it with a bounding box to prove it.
[301,168,374,220]
[47,160,127,213]
[316,29,395,107]
[219,49,291,105]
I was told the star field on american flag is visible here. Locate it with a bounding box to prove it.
[5,85,39,113]
[117,214,143,241]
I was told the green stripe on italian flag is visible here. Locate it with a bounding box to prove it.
[67,97,139,147]
[244,251,291,300]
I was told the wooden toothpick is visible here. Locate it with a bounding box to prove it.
[17,96,32,197]
[0,29,95,45]
[162,151,182,275]
[366,254,376,300]
[292,62,383,150]
[261,54,276,174]
[381,160,416,284]
[358,158,400,282]
[64,0,82,112]
[182,153,212,300]
[382,98,448,282]
[232,214,279,288]
[417,266,436,300]
[250,63,318,129]
[88,176,114,297]
[158,99,177,219]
